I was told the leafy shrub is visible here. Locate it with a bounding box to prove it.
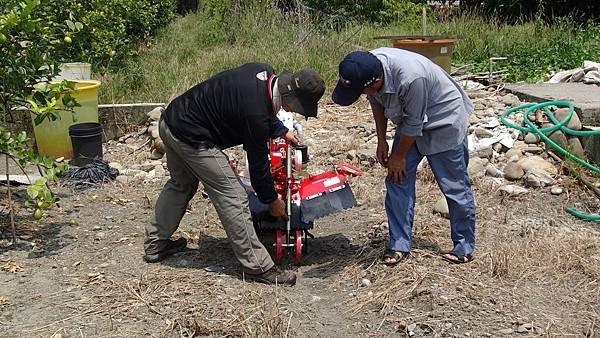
[0,0,75,234]
[461,0,600,23]
[1,0,177,72]
[379,0,425,24]
[302,0,426,23]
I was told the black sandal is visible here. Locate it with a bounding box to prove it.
[382,249,409,266]
[441,251,473,264]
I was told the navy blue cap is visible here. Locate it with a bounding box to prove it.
[332,51,383,106]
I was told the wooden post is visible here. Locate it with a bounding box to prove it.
[422,6,427,36]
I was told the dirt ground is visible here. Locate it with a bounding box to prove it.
[1,97,600,337]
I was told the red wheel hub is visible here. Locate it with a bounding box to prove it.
[274,229,284,265]
[293,229,303,263]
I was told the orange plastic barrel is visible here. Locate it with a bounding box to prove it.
[376,35,459,73]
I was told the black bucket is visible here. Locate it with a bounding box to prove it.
[296,144,309,164]
[69,122,103,166]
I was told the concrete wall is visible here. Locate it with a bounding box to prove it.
[4,103,163,147]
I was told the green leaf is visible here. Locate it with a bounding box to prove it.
[27,184,39,199]
[65,19,75,31]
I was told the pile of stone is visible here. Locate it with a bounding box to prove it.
[547,61,600,85]
[463,90,586,197]
[104,105,169,185]
[432,88,585,217]
[146,106,166,160]
[109,159,168,185]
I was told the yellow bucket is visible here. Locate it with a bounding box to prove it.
[31,80,101,159]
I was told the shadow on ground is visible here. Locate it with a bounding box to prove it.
[0,217,73,257]
[160,232,363,281]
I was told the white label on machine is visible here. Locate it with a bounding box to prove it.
[440,47,448,54]
[323,177,341,187]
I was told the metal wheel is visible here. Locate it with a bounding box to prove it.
[293,229,303,263]
[274,229,284,265]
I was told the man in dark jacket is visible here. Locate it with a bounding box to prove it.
[144,63,325,286]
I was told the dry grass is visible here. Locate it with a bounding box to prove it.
[86,269,295,337]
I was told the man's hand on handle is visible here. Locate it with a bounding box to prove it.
[282,131,300,146]
[268,199,289,221]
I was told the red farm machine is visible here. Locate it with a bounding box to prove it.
[236,110,362,264]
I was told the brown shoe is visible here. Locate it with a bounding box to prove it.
[246,266,297,286]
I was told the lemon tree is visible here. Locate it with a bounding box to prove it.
[0,0,78,242]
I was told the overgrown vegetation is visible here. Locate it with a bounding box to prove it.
[0,0,75,240]
[461,0,600,24]
[1,0,176,71]
[100,1,600,103]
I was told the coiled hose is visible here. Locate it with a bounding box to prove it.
[500,100,600,221]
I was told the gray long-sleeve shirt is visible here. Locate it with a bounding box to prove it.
[367,47,474,155]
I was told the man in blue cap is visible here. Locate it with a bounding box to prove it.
[332,48,476,265]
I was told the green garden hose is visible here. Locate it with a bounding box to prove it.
[500,100,600,221]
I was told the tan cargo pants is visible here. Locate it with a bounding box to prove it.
[144,118,275,274]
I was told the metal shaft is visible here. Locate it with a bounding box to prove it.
[286,143,292,243]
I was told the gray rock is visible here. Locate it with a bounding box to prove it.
[356,149,377,165]
[474,128,494,138]
[566,136,585,158]
[484,107,496,117]
[150,126,160,139]
[135,163,155,172]
[493,143,503,153]
[154,165,165,178]
[147,106,163,121]
[347,149,357,161]
[485,165,503,178]
[504,162,525,180]
[433,197,450,219]
[474,146,494,159]
[500,93,521,107]
[120,168,143,176]
[467,157,487,178]
[115,175,129,185]
[499,184,529,196]
[554,108,582,131]
[524,133,540,144]
[551,187,563,195]
[544,124,569,149]
[108,162,123,172]
[523,146,544,155]
[517,155,558,175]
[150,149,165,160]
[505,148,522,161]
[524,168,554,188]
[467,90,488,99]
[517,323,534,333]
[133,171,148,181]
[474,102,486,110]
[570,69,585,82]
[512,140,528,151]
[146,169,156,180]
[153,138,166,154]
[469,114,481,125]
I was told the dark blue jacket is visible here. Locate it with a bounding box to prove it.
[163,63,288,203]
